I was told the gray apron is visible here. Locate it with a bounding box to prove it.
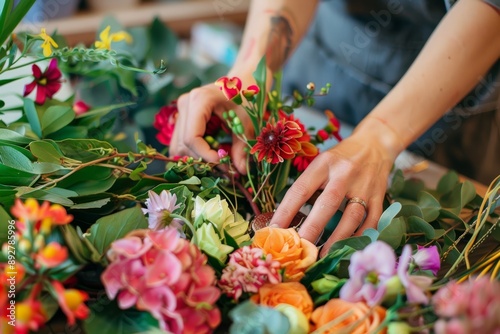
[282,0,500,184]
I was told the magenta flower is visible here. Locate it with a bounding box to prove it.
[218,246,282,301]
[215,76,242,103]
[413,245,441,276]
[23,58,62,105]
[339,241,397,306]
[397,245,433,305]
[242,84,259,100]
[101,228,221,334]
[433,277,500,334]
[142,190,183,231]
[153,101,178,146]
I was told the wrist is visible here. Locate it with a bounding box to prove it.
[352,116,406,161]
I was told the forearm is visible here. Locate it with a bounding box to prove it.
[356,0,500,158]
[229,0,319,78]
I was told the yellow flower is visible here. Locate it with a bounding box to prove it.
[38,28,58,57]
[95,25,132,50]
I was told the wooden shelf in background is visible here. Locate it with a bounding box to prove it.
[17,0,249,45]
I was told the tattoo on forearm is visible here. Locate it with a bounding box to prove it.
[266,15,293,72]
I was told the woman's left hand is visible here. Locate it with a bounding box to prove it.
[270,126,400,257]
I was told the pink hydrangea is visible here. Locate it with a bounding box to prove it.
[432,277,500,334]
[218,246,282,301]
[101,228,221,334]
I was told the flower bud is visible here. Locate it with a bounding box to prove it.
[274,304,309,334]
[34,234,45,251]
[18,239,32,254]
[387,322,412,334]
[311,275,342,294]
[383,276,404,304]
[306,82,315,91]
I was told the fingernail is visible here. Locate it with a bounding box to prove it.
[269,223,279,228]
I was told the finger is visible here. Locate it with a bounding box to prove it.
[270,167,326,229]
[319,197,367,257]
[355,195,384,235]
[169,94,188,157]
[297,184,346,243]
[231,135,248,174]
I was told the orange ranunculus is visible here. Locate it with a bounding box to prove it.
[252,227,318,281]
[311,299,387,334]
[250,282,314,319]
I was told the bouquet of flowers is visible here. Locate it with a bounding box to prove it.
[1,2,499,333]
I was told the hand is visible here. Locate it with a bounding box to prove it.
[169,82,253,174]
[270,131,398,257]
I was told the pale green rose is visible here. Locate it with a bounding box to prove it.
[274,304,309,334]
[194,195,233,231]
[193,196,250,245]
[195,223,233,263]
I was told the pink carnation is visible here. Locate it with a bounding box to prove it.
[101,228,221,334]
[432,277,500,334]
[218,246,282,301]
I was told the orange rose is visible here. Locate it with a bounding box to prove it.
[251,282,314,318]
[252,227,318,281]
[311,299,387,334]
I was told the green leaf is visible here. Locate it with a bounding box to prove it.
[0,164,37,186]
[397,204,423,219]
[378,217,406,248]
[362,228,379,242]
[407,216,435,239]
[417,191,441,221]
[378,202,402,230]
[302,246,355,287]
[389,169,405,196]
[0,0,35,45]
[229,301,290,334]
[253,56,267,134]
[149,17,178,65]
[41,105,75,137]
[0,1,13,42]
[440,182,476,214]
[272,158,291,198]
[0,146,34,173]
[437,171,459,195]
[71,198,111,209]
[0,205,12,245]
[29,140,65,163]
[23,98,42,138]
[86,206,148,256]
[84,299,159,334]
[56,139,114,162]
[400,178,425,201]
[16,187,75,206]
[0,128,32,145]
[329,236,372,254]
[129,161,147,181]
[56,166,117,196]
[76,102,133,125]
[0,75,29,85]
[47,125,88,140]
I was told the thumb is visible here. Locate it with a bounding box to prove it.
[231,136,248,174]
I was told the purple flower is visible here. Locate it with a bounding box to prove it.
[142,190,183,231]
[398,245,433,305]
[413,245,441,276]
[339,241,397,306]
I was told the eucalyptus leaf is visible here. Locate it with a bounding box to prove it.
[86,206,148,255]
[397,204,424,219]
[407,216,435,239]
[378,202,402,231]
[437,171,459,195]
[328,236,372,254]
[229,301,290,334]
[417,191,441,222]
[362,228,379,242]
[389,169,405,196]
[378,217,406,248]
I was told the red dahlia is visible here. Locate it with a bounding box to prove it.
[250,119,303,164]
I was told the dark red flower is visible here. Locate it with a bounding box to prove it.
[73,100,91,115]
[250,119,303,164]
[325,110,342,142]
[293,150,319,172]
[23,58,62,105]
[205,114,230,137]
[154,101,178,146]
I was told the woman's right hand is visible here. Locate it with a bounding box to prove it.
[169,81,253,174]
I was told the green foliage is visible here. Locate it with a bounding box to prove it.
[84,299,159,334]
[229,301,291,334]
